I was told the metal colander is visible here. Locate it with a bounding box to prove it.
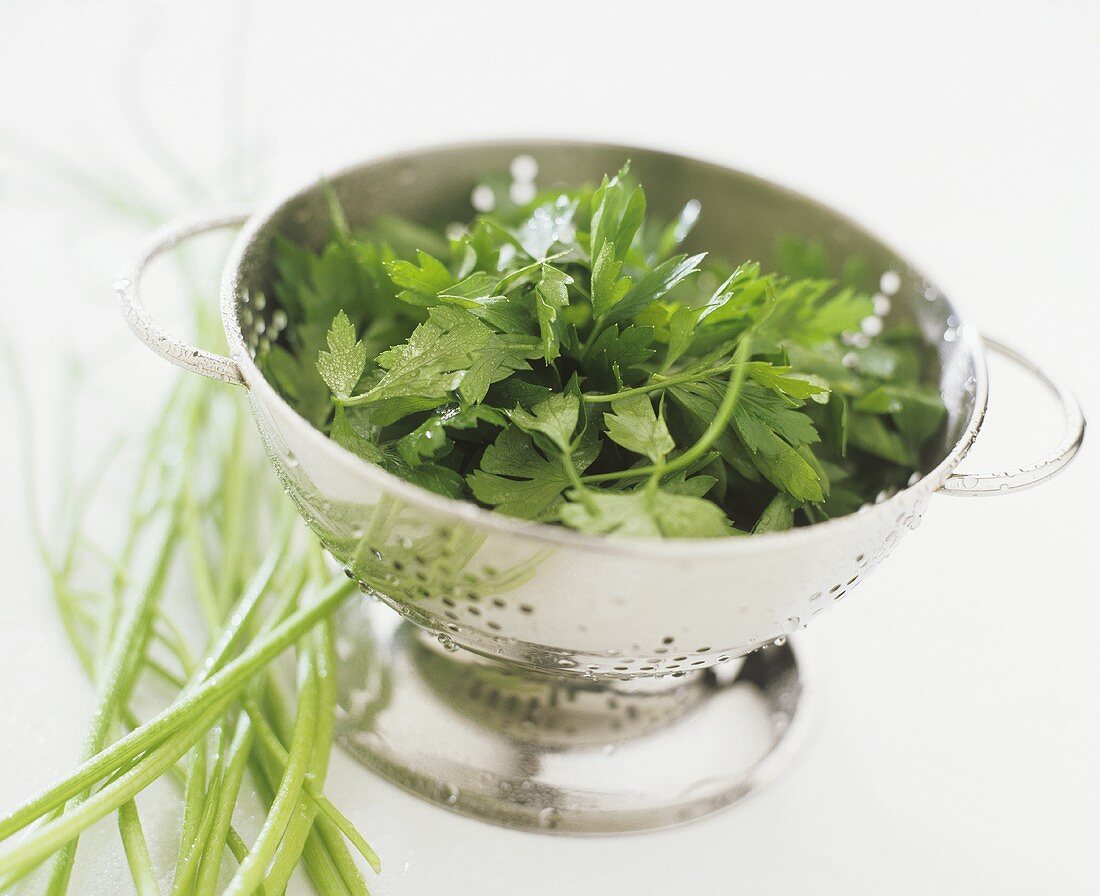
[119,141,1085,834]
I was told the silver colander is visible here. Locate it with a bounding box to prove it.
[119,141,1085,834]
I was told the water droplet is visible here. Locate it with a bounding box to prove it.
[471,184,496,212]
[509,180,536,204]
[537,807,561,829]
[601,743,616,756]
[509,154,538,181]
[861,315,883,337]
[436,633,458,651]
[872,294,892,316]
[879,270,901,295]
[113,277,131,291]
[285,451,298,468]
[441,783,459,805]
[774,636,787,647]
[785,616,800,633]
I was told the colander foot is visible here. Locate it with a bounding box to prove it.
[334,600,809,835]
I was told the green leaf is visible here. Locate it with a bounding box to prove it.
[367,306,485,402]
[583,324,655,390]
[734,384,820,452]
[509,392,581,454]
[857,385,946,445]
[385,250,454,305]
[847,413,915,465]
[746,362,830,403]
[590,242,632,320]
[604,253,706,324]
[330,404,384,462]
[459,333,541,405]
[468,427,598,521]
[753,492,798,534]
[748,439,825,503]
[604,394,674,464]
[316,311,367,400]
[395,416,450,467]
[360,307,537,416]
[266,166,947,539]
[535,264,571,363]
[559,487,734,538]
[516,197,578,259]
[664,305,702,370]
[590,165,645,264]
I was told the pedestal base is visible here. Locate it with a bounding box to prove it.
[334,600,809,834]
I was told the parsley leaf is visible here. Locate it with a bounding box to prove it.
[267,164,946,538]
[385,250,454,305]
[534,264,571,362]
[468,426,598,521]
[508,392,582,454]
[604,394,674,464]
[317,311,367,400]
[560,487,735,538]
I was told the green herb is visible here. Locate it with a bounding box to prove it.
[3,238,379,893]
[260,165,946,536]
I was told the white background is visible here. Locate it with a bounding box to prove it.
[1,2,1097,893]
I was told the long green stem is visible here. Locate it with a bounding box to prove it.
[581,360,739,404]
[224,641,321,896]
[245,700,381,873]
[581,336,752,488]
[43,518,179,895]
[0,577,356,842]
[0,701,228,889]
[193,715,255,896]
[117,800,160,896]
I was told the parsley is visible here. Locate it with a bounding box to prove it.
[260,166,946,536]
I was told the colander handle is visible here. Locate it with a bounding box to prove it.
[940,337,1085,496]
[117,209,251,386]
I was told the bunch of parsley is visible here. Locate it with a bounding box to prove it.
[259,166,945,538]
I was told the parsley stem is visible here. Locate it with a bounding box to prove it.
[561,445,599,511]
[581,361,739,404]
[580,337,751,485]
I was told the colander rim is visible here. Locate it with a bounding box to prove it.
[220,138,989,559]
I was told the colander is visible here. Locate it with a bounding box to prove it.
[118,141,1085,834]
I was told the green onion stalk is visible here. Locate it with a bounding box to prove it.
[2,202,380,893]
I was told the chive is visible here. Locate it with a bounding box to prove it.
[223,640,321,896]
[0,701,228,889]
[41,517,180,894]
[0,577,356,842]
[117,800,160,896]
[192,715,254,896]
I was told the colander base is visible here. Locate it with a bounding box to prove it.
[333,599,809,835]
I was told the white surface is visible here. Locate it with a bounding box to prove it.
[1,2,1098,893]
